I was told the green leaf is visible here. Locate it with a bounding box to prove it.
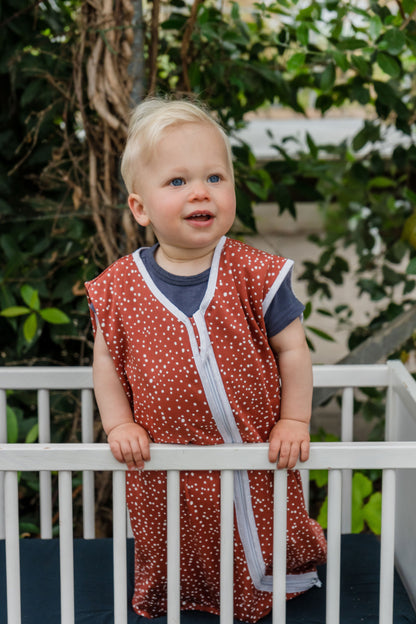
[39,308,70,324]
[25,423,39,444]
[403,0,416,13]
[20,285,40,311]
[231,2,240,20]
[303,301,312,320]
[377,52,401,78]
[379,29,406,55]
[0,306,30,318]
[368,176,396,189]
[332,50,349,72]
[7,406,19,444]
[287,52,306,72]
[317,497,328,529]
[351,472,373,533]
[306,132,318,158]
[306,325,336,342]
[351,54,370,77]
[309,469,328,488]
[369,15,383,40]
[358,279,386,301]
[336,37,367,51]
[352,121,381,151]
[19,522,41,536]
[23,313,37,343]
[363,492,382,535]
[296,23,309,46]
[406,258,416,274]
[319,63,336,92]
[382,265,402,286]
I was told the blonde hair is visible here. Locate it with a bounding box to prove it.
[120,97,234,193]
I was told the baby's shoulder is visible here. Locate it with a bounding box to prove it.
[223,237,288,276]
[85,253,136,292]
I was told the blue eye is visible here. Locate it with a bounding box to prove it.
[208,174,220,183]
[170,177,185,187]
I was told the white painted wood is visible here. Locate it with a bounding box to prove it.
[167,470,180,624]
[313,365,389,388]
[1,442,416,471]
[388,360,416,420]
[300,469,309,511]
[58,470,75,624]
[272,469,287,624]
[5,471,21,624]
[0,367,93,389]
[386,362,416,610]
[113,471,127,624]
[0,389,7,442]
[341,388,354,534]
[81,389,95,539]
[220,470,234,624]
[38,389,52,539]
[1,361,416,622]
[0,388,6,539]
[379,469,396,624]
[326,470,342,624]
[0,364,395,392]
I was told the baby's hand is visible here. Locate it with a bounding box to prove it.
[268,419,310,470]
[107,422,151,470]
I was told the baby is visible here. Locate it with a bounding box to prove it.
[85,97,326,623]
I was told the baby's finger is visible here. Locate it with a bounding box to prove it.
[129,439,146,469]
[277,441,292,469]
[137,430,151,462]
[268,438,281,464]
[299,439,310,463]
[108,440,125,465]
[286,442,301,470]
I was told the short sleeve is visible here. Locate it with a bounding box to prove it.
[264,271,304,337]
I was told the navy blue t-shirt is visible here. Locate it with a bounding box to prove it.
[140,245,304,337]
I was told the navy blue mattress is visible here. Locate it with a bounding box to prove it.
[1,534,415,623]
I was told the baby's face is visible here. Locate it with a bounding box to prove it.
[128,122,236,265]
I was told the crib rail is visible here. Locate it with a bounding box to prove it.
[1,442,416,624]
[1,361,415,540]
[1,361,416,624]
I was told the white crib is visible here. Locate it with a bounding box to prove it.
[1,361,416,624]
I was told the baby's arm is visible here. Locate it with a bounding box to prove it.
[268,317,313,470]
[93,326,150,469]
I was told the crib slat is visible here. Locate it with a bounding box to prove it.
[81,389,95,539]
[273,469,288,624]
[113,470,128,624]
[167,470,180,624]
[0,388,6,539]
[379,469,396,624]
[59,470,75,624]
[326,469,342,624]
[4,471,21,624]
[220,470,234,624]
[38,389,52,539]
[341,388,354,534]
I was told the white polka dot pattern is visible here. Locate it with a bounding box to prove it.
[85,237,327,622]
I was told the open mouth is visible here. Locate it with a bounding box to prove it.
[185,213,213,222]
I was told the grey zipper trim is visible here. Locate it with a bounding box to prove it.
[132,240,320,594]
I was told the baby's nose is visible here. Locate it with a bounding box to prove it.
[189,180,210,200]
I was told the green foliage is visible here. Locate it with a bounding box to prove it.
[309,430,382,534]
[2,0,416,369]
[1,284,70,345]
[314,471,382,535]
[1,0,96,367]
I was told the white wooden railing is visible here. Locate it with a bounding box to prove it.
[1,361,416,624]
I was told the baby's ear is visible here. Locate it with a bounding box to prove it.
[128,194,150,227]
